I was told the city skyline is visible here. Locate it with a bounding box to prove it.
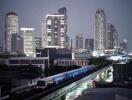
[0,0,132,51]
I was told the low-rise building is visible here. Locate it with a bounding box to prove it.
[36,47,72,65]
[8,57,49,71]
[72,52,91,60]
[54,59,89,67]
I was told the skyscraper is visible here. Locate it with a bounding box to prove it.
[11,33,18,53]
[85,39,94,52]
[107,23,118,49]
[17,35,24,54]
[5,12,19,53]
[119,39,127,53]
[58,7,67,16]
[42,8,68,48]
[11,33,23,53]
[76,34,83,49]
[94,9,107,53]
[20,28,35,57]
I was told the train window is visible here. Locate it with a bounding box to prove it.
[37,80,45,86]
[48,80,53,84]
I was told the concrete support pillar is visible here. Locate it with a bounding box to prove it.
[61,95,66,100]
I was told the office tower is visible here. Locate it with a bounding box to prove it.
[42,21,45,48]
[42,7,68,48]
[10,33,23,54]
[58,7,69,48]
[58,7,67,16]
[66,35,70,49]
[11,33,18,52]
[43,14,68,48]
[119,39,127,53]
[70,39,73,50]
[35,36,42,49]
[5,12,19,53]
[20,28,35,57]
[0,47,4,54]
[108,23,118,49]
[85,39,94,52]
[94,9,107,53]
[76,34,83,49]
[17,35,24,54]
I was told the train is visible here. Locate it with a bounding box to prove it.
[37,65,95,88]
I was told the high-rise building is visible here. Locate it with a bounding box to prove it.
[119,39,127,53]
[58,7,67,16]
[35,36,42,49]
[17,35,24,54]
[85,39,94,52]
[94,9,107,53]
[42,14,68,48]
[58,7,69,48]
[42,7,68,48]
[107,23,118,49]
[11,33,18,52]
[5,12,19,53]
[76,34,83,49]
[20,28,35,57]
[11,33,23,53]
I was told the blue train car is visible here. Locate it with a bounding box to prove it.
[52,73,66,84]
[37,65,95,88]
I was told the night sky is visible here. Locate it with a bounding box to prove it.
[0,0,132,51]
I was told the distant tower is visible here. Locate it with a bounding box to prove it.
[35,36,42,49]
[11,33,23,53]
[94,9,107,53]
[120,39,128,53]
[70,39,73,50]
[20,28,35,57]
[11,33,18,53]
[85,39,94,52]
[107,23,118,49]
[5,12,19,53]
[76,34,83,49]
[58,7,67,16]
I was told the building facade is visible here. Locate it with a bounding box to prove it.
[42,14,68,48]
[113,63,132,82]
[5,12,19,53]
[17,35,24,54]
[107,23,118,49]
[54,59,89,67]
[72,52,91,60]
[42,7,68,48]
[35,37,42,49]
[94,9,107,53]
[119,39,128,53]
[85,39,94,52]
[20,28,35,57]
[11,33,23,53]
[36,48,72,66]
[76,34,83,49]
[58,7,67,16]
